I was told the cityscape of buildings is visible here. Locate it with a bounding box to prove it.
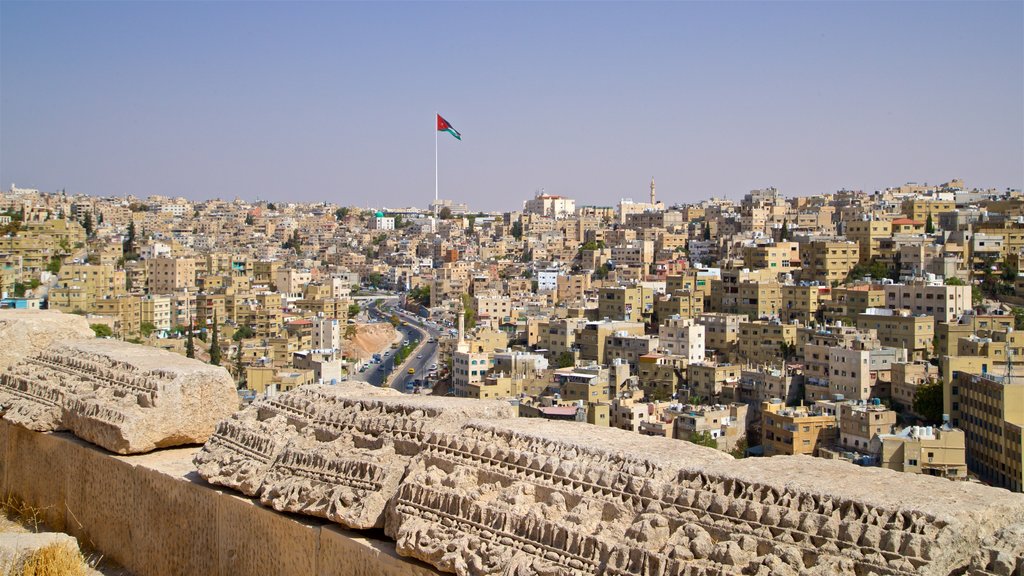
[2,177,1024,492]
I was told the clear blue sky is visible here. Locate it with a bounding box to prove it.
[2,1,1021,211]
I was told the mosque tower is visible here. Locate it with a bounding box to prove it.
[650,177,656,205]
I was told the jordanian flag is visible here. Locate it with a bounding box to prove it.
[437,114,461,140]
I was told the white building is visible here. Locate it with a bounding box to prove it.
[537,267,560,293]
[524,193,576,219]
[312,315,342,352]
[370,211,395,230]
[659,316,706,363]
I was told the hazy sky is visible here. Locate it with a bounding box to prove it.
[2,2,1022,211]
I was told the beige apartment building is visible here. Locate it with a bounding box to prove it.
[737,320,796,366]
[845,220,892,263]
[883,283,972,323]
[822,285,885,322]
[556,273,591,304]
[147,257,196,293]
[800,240,859,285]
[687,362,740,401]
[696,313,745,358]
[740,242,800,271]
[577,320,645,364]
[598,285,654,323]
[654,290,704,321]
[950,369,1024,492]
[856,309,934,361]
[658,316,705,362]
[140,294,172,332]
[671,403,748,451]
[836,401,897,453]
[93,294,142,338]
[762,400,837,457]
[872,426,967,480]
[780,284,825,324]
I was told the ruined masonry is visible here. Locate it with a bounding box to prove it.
[0,311,238,454]
[197,384,1024,576]
[194,382,516,529]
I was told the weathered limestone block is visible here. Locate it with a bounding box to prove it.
[387,418,1024,576]
[195,383,515,529]
[0,339,237,454]
[0,309,93,373]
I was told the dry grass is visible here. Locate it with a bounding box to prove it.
[18,542,87,576]
[0,493,47,533]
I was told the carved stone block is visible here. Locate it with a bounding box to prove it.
[0,340,238,454]
[195,383,515,529]
[386,419,1024,576]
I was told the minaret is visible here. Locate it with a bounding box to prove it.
[650,177,656,205]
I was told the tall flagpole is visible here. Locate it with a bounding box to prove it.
[434,112,439,220]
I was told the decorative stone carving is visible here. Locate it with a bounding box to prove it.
[386,418,1024,576]
[194,383,515,529]
[0,340,237,454]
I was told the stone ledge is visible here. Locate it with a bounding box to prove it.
[0,420,440,576]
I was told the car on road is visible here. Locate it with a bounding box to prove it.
[408,368,415,375]
[430,363,437,370]
[416,354,423,359]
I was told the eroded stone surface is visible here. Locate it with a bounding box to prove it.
[194,383,515,529]
[386,418,1024,576]
[0,310,93,373]
[0,339,237,454]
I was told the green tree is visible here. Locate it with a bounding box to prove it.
[555,352,575,368]
[438,206,452,220]
[235,342,246,389]
[209,312,222,365]
[45,256,61,274]
[244,214,255,226]
[266,202,276,211]
[90,324,113,338]
[925,212,935,234]
[944,277,966,286]
[140,322,156,337]
[779,218,789,241]
[688,431,719,450]
[186,323,195,358]
[123,221,136,257]
[232,325,254,341]
[510,220,523,240]
[82,212,94,237]
[347,303,361,318]
[461,293,477,330]
[467,215,476,234]
[334,207,349,220]
[913,379,944,424]
[703,221,711,241]
[730,436,749,459]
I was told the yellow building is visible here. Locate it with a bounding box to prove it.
[845,220,892,263]
[799,240,859,285]
[597,285,654,322]
[737,320,796,366]
[92,294,142,338]
[856,309,934,361]
[687,362,740,401]
[950,369,1024,492]
[761,400,837,457]
[741,242,800,271]
[780,284,825,324]
[873,425,967,480]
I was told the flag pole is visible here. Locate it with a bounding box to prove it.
[434,112,439,220]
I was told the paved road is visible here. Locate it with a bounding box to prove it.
[352,300,443,393]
